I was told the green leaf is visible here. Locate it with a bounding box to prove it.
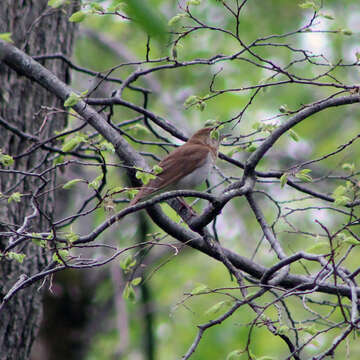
[245,144,257,152]
[62,178,84,189]
[32,234,47,248]
[61,134,88,152]
[280,173,288,188]
[64,92,80,107]
[135,170,156,185]
[356,52,360,62]
[0,32,13,43]
[98,141,115,153]
[52,249,69,264]
[65,232,79,243]
[334,195,351,206]
[0,153,14,166]
[127,189,139,200]
[88,174,104,189]
[131,277,142,286]
[205,300,232,315]
[48,0,67,8]
[69,10,87,23]
[343,237,359,246]
[306,242,330,254]
[152,165,163,175]
[295,170,313,183]
[332,185,347,197]
[8,192,22,203]
[289,129,299,142]
[190,283,209,295]
[7,252,26,263]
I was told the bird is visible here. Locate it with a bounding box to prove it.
[129,126,223,206]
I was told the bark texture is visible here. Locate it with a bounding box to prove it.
[0,1,77,359]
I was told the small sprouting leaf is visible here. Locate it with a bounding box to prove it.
[334,196,351,206]
[306,242,330,254]
[342,29,353,36]
[88,174,104,189]
[135,170,156,185]
[48,0,66,8]
[120,255,136,271]
[65,232,79,243]
[278,325,290,335]
[32,234,47,248]
[210,129,220,141]
[131,277,142,286]
[342,163,355,172]
[6,252,26,263]
[343,237,359,246]
[52,249,69,264]
[197,101,206,111]
[245,144,257,152]
[190,283,209,295]
[280,173,288,188]
[168,13,188,27]
[226,349,243,360]
[299,1,318,10]
[8,192,22,203]
[279,105,288,113]
[127,189,139,200]
[0,32,13,43]
[289,129,299,142]
[123,283,136,302]
[302,324,318,336]
[0,153,14,166]
[61,134,87,152]
[332,185,347,197]
[90,2,105,11]
[152,165,163,175]
[69,10,87,23]
[320,12,334,20]
[98,141,115,153]
[187,0,201,5]
[295,169,313,183]
[184,95,199,106]
[64,92,80,107]
[63,178,84,189]
[205,300,226,315]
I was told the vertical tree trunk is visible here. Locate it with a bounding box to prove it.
[0,2,77,359]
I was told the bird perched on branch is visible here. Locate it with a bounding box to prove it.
[129,127,224,206]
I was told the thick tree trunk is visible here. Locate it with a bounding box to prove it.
[0,1,77,359]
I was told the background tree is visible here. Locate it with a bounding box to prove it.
[0,1,77,359]
[1,1,360,359]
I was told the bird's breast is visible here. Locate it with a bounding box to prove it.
[175,152,214,189]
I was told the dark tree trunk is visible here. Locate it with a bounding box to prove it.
[0,1,77,359]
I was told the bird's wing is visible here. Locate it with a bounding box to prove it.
[130,144,211,204]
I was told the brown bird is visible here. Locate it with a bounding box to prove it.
[129,127,222,206]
